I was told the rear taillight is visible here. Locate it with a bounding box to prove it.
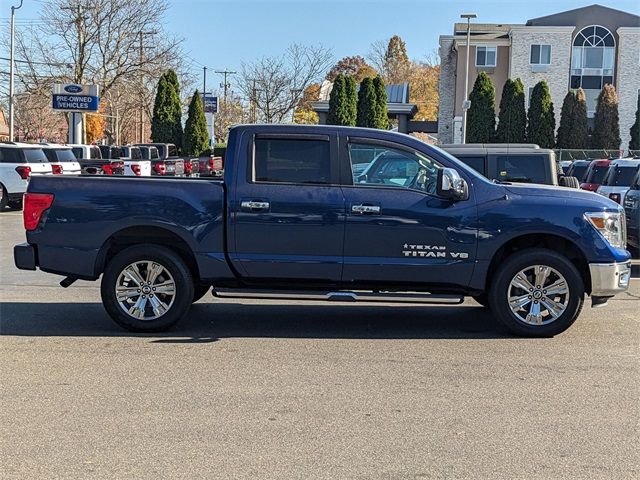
[131,164,141,176]
[102,164,113,175]
[52,164,63,175]
[15,166,31,180]
[184,161,193,174]
[208,158,215,169]
[153,163,166,175]
[23,193,54,231]
[609,193,621,204]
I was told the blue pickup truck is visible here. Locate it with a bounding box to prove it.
[14,125,631,336]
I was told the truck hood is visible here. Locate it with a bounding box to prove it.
[503,183,621,210]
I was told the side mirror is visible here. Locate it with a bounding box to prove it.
[437,168,469,201]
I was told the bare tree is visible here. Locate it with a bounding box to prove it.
[367,38,390,75]
[5,0,192,142]
[238,44,333,123]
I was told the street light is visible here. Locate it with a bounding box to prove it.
[460,12,477,144]
[9,0,24,142]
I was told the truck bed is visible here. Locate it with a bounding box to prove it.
[24,175,230,281]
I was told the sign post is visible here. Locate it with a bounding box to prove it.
[52,84,99,144]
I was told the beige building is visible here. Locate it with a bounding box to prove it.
[438,4,640,150]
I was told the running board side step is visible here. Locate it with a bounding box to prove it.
[212,288,463,305]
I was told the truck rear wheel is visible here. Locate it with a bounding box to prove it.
[100,245,194,332]
[489,248,584,337]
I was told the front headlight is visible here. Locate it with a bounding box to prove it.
[584,211,627,249]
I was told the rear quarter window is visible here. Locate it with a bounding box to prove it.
[22,149,48,163]
[455,155,485,174]
[253,138,330,184]
[493,154,549,184]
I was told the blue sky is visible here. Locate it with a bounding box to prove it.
[4,0,639,88]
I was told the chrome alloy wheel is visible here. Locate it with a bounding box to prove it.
[115,261,176,321]
[507,265,570,325]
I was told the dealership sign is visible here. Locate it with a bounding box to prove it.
[52,84,99,112]
[202,93,218,113]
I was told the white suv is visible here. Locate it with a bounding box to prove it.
[596,158,640,205]
[0,143,53,210]
[40,144,82,175]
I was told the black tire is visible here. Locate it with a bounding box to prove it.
[0,184,8,210]
[559,175,580,189]
[193,284,211,303]
[100,244,194,332]
[488,248,584,337]
[472,294,490,308]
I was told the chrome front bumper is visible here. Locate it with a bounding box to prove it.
[589,262,632,297]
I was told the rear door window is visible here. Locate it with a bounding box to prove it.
[253,137,331,184]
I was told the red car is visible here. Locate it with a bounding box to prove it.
[580,159,612,192]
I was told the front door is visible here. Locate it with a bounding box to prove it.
[341,138,477,289]
[230,133,345,283]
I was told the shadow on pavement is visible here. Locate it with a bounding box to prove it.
[0,300,516,341]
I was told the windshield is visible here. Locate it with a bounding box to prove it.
[23,148,49,163]
[584,165,609,184]
[604,166,640,186]
[150,147,159,159]
[570,165,589,181]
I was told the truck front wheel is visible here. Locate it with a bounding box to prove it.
[101,245,194,332]
[489,248,584,337]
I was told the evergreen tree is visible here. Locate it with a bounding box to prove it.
[592,84,621,150]
[556,90,576,148]
[344,75,358,126]
[327,74,356,126]
[467,72,496,143]
[526,80,556,148]
[383,35,410,84]
[496,78,526,143]
[373,76,389,129]
[183,90,210,156]
[630,95,640,151]
[571,88,589,149]
[356,77,378,128]
[151,70,183,149]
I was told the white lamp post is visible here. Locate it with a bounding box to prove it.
[460,12,477,144]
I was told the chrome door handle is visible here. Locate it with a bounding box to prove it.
[241,200,270,210]
[351,204,380,214]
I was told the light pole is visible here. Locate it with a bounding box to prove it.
[460,12,477,144]
[9,0,24,142]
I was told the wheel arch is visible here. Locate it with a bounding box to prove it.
[95,225,201,281]
[485,233,591,294]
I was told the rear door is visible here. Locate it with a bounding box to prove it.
[229,132,345,282]
[340,137,477,288]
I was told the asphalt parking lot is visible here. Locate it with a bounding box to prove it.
[1,211,639,479]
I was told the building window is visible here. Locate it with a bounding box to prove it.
[476,46,497,67]
[530,44,551,65]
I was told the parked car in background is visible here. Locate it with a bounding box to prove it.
[566,160,592,182]
[580,159,611,192]
[440,144,580,188]
[183,158,200,177]
[111,146,151,177]
[0,143,52,210]
[40,144,82,176]
[596,159,640,204]
[198,156,223,177]
[98,145,120,160]
[559,160,573,175]
[138,145,160,161]
[623,171,640,250]
[135,143,185,176]
[69,144,102,161]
